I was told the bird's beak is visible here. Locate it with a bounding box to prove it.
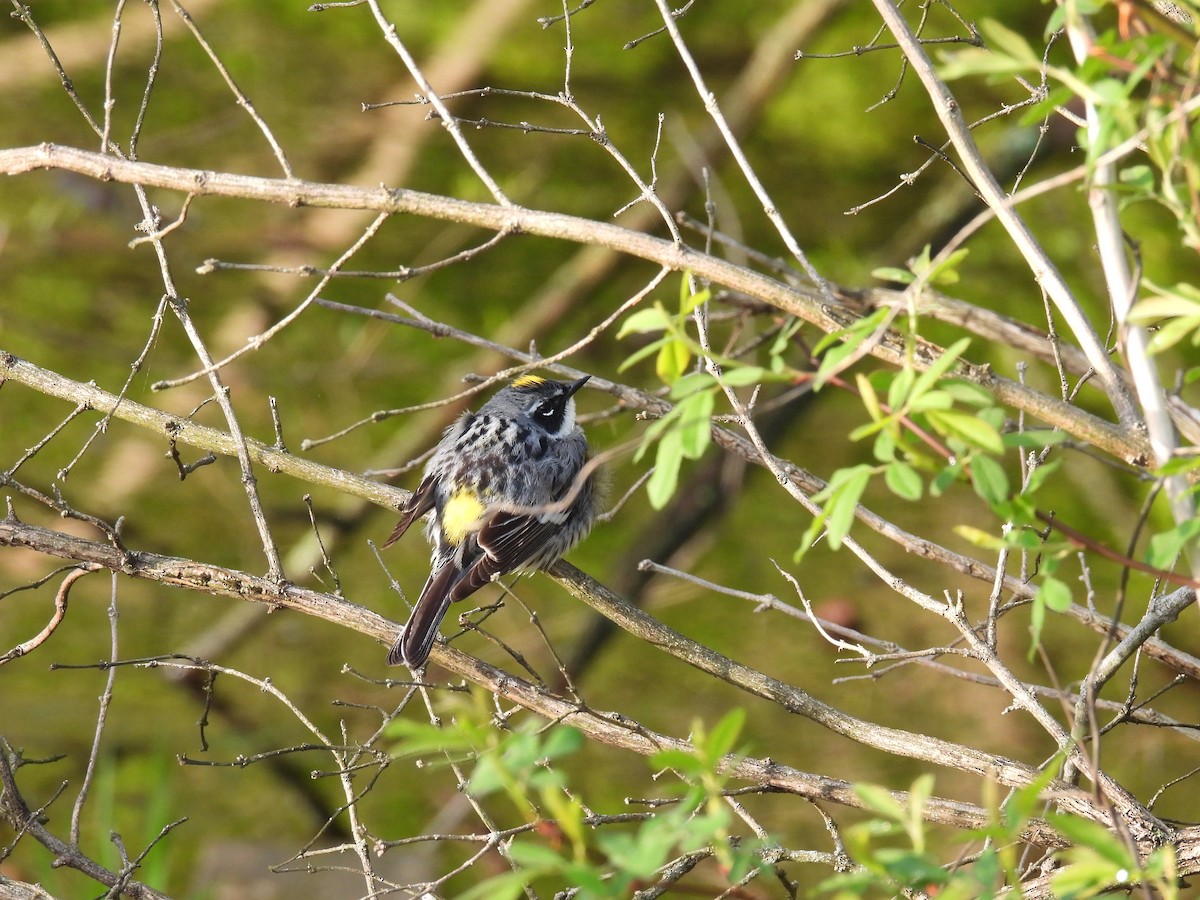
[564,375,591,398]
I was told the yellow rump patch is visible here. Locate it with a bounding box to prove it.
[442,488,486,545]
[510,374,547,389]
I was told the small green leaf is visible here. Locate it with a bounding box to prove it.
[680,285,711,316]
[669,370,714,399]
[854,783,906,821]
[857,373,883,423]
[885,461,923,501]
[907,390,954,412]
[888,367,915,411]
[1146,518,1200,570]
[656,337,690,385]
[1047,812,1136,868]
[719,365,769,386]
[649,748,703,772]
[979,18,1040,66]
[677,390,713,459]
[457,871,538,900]
[1119,164,1154,191]
[953,525,1006,550]
[823,465,873,549]
[619,335,671,373]
[647,430,683,508]
[872,266,915,284]
[617,306,671,337]
[1038,577,1072,612]
[706,708,746,759]
[937,379,994,407]
[540,726,584,760]
[927,408,1005,454]
[926,247,970,286]
[872,428,897,463]
[970,454,1009,506]
[908,337,971,405]
[1022,457,1063,497]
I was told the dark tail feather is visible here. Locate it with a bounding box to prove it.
[387,563,459,667]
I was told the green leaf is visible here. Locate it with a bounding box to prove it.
[887,367,915,411]
[953,525,1006,551]
[540,726,584,760]
[884,461,923,501]
[940,46,1033,81]
[1147,315,1200,354]
[874,848,950,887]
[857,372,883,423]
[872,266,915,284]
[822,465,873,549]
[872,428,897,463]
[617,306,671,337]
[926,408,1005,454]
[680,284,711,316]
[979,18,1040,66]
[854,783,906,821]
[648,748,702,773]
[812,308,891,390]
[1050,852,1129,897]
[926,247,970,286]
[1022,457,1063,497]
[1047,812,1136,868]
[457,871,538,900]
[1003,754,1067,834]
[656,336,690,385]
[930,459,963,496]
[937,378,994,407]
[970,455,1009,506]
[634,405,678,462]
[669,370,714,399]
[908,337,971,406]
[1146,518,1200,570]
[719,365,769,386]
[907,390,954,412]
[619,335,671,373]
[706,708,746,759]
[506,840,569,870]
[647,430,683,509]
[1119,163,1154,192]
[1038,577,1072,613]
[676,390,713,459]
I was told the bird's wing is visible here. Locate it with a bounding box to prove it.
[451,510,561,598]
[382,475,438,548]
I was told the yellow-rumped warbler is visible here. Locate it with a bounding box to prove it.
[384,374,599,667]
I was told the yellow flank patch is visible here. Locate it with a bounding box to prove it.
[442,488,486,544]
[510,373,546,389]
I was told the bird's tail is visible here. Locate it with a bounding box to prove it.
[387,563,459,667]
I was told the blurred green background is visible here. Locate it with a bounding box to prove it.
[1,1,1198,896]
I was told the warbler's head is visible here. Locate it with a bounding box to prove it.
[484,374,590,437]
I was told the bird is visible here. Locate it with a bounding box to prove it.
[383,374,599,668]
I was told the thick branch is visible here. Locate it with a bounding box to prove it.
[0,350,404,513]
[0,145,1152,466]
[0,516,1074,846]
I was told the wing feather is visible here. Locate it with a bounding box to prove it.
[383,476,438,548]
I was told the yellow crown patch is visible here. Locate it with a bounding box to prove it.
[510,374,547,389]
